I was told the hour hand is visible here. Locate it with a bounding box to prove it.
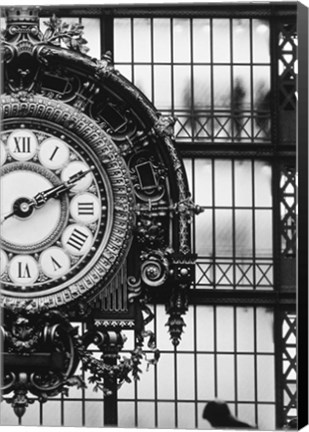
[32,167,93,208]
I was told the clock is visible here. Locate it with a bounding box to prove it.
[0,95,135,311]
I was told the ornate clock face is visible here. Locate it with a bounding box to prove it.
[0,97,135,310]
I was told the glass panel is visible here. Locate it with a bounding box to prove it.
[216,306,234,352]
[21,402,40,426]
[198,403,212,429]
[196,306,214,351]
[217,354,235,399]
[197,354,216,399]
[63,401,83,426]
[196,210,213,256]
[195,159,213,206]
[235,209,253,257]
[213,66,231,109]
[256,308,274,352]
[158,402,175,428]
[153,18,171,62]
[258,404,276,430]
[82,18,101,59]
[253,66,271,109]
[233,19,250,63]
[237,355,255,400]
[173,18,191,63]
[193,19,211,63]
[133,18,151,62]
[257,355,275,401]
[178,403,195,428]
[180,306,194,350]
[194,66,211,108]
[116,65,132,81]
[177,354,195,399]
[137,358,155,399]
[253,19,270,63]
[255,209,273,257]
[238,404,256,428]
[41,401,61,426]
[138,402,155,428]
[236,307,254,352]
[235,160,252,207]
[157,353,175,399]
[85,402,104,427]
[233,65,252,110]
[174,65,191,109]
[134,65,152,101]
[154,65,172,109]
[118,401,135,427]
[215,209,233,256]
[114,18,132,62]
[213,19,231,63]
[214,160,232,206]
[254,161,272,207]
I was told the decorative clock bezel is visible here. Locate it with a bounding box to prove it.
[0,94,136,311]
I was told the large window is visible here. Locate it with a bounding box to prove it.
[0,3,297,429]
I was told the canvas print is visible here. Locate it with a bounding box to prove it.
[0,1,298,429]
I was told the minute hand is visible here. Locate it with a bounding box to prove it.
[32,168,93,208]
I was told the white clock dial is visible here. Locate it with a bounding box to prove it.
[39,137,70,170]
[1,167,63,249]
[70,192,101,224]
[7,129,38,161]
[62,224,93,256]
[40,247,71,279]
[0,141,7,166]
[8,255,39,285]
[0,250,8,275]
[61,161,93,192]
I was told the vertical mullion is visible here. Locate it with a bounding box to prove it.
[232,158,236,290]
[253,306,259,426]
[213,305,218,397]
[193,304,199,428]
[210,18,214,140]
[249,19,254,143]
[154,304,158,427]
[190,17,195,143]
[150,18,155,104]
[131,18,135,84]
[174,345,178,428]
[233,306,238,416]
[212,159,216,289]
[170,18,175,117]
[230,18,234,143]
[252,159,257,290]
[39,401,43,426]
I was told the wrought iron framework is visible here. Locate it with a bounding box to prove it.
[0,2,297,430]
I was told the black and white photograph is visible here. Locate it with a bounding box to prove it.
[0,0,304,430]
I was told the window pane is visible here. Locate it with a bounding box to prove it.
[133,18,151,62]
[213,19,231,63]
[258,405,276,430]
[194,65,211,108]
[215,209,233,256]
[254,161,272,207]
[217,307,234,351]
[138,402,155,428]
[173,18,191,62]
[195,159,213,206]
[82,18,101,59]
[158,402,175,428]
[213,66,231,109]
[180,306,194,350]
[235,160,252,207]
[63,402,83,426]
[157,354,175,399]
[255,209,273,256]
[154,65,172,109]
[253,19,270,63]
[196,210,213,256]
[154,18,171,62]
[235,210,253,257]
[174,65,191,109]
[196,306,215,351]
[233,65,252,110]
[85,402,104,427]
[256,308,274,352]
[237,307,254,352]
[114,18,131,62]
[197,354,215,399]
[233,19,250,63]
[134,65,152,101]
[214,160,232,206]
[237,355,255,400]
[193,19,211,63]
[217,355,235,399]
[257,355,275,401]
[178,403,195,428]
[177,354,195,399]
[118,402,135,427]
